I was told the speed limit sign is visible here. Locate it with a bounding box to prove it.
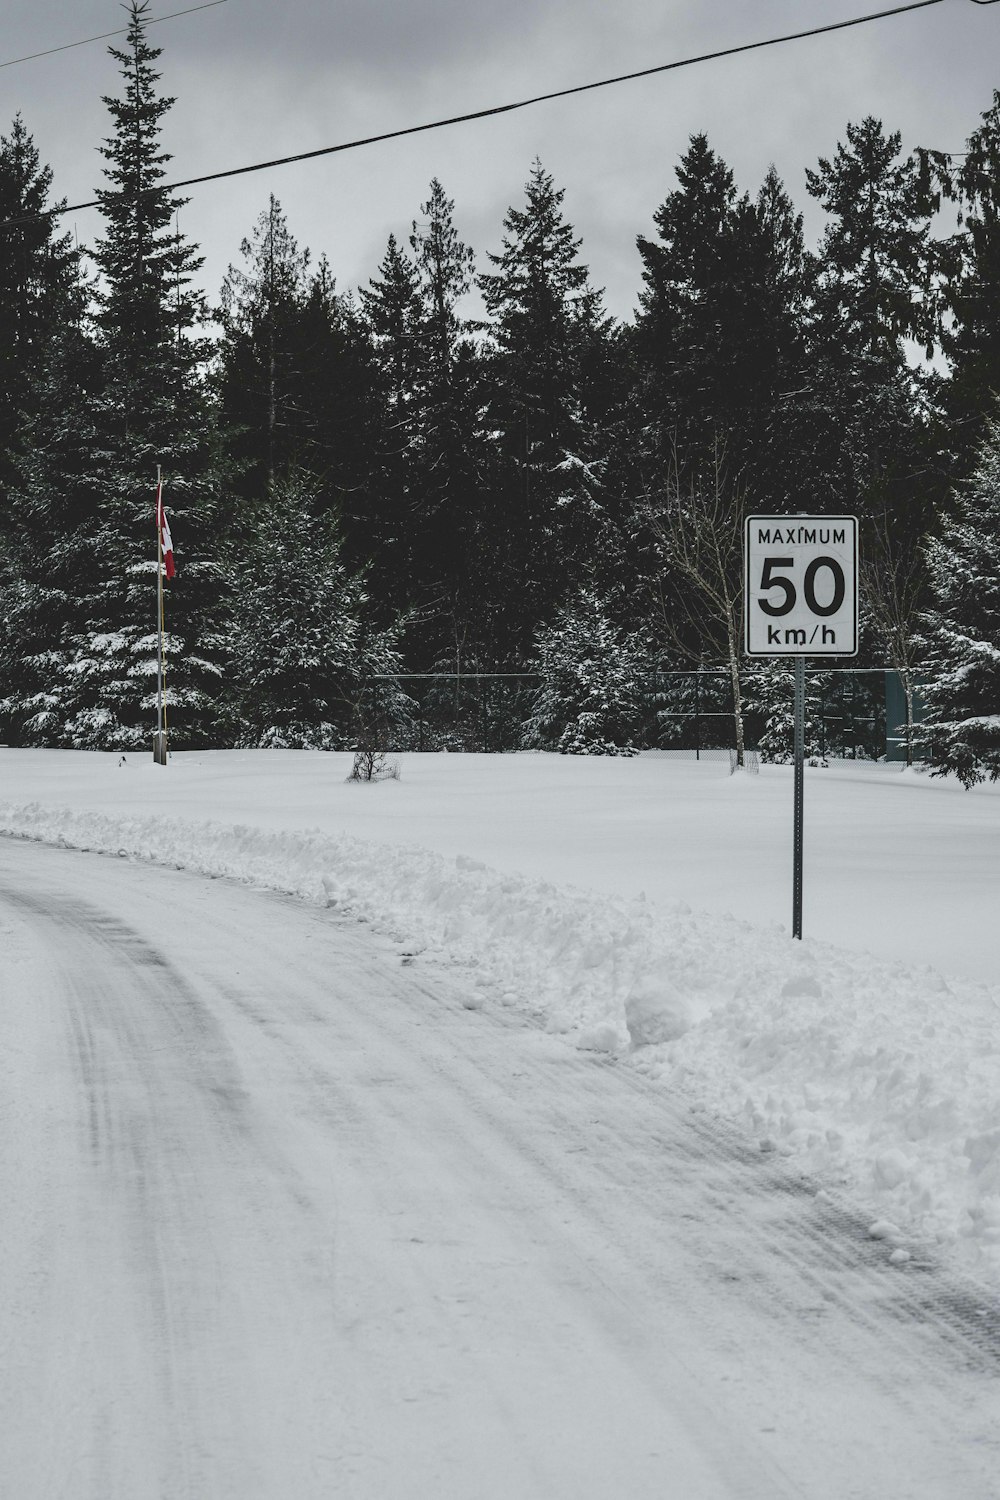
[743,515,859,942]
[744,516,858,657]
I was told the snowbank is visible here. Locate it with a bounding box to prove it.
[1,791,998,1283]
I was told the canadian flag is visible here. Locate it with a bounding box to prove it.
[155,480,175,580]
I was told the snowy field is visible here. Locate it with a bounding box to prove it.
[2,745,999,1287]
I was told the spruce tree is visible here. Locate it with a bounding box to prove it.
[60,0,228,749]
[919,417,1000,785]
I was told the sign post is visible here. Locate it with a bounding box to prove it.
[744,516,858,938]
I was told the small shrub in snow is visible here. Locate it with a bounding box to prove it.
[347,750,400,782]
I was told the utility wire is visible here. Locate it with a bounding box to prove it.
[0,0,970,230]
[0,0,228,72]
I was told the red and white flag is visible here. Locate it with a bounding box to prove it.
[155,480,175,580]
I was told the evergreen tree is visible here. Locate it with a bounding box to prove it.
[218,198,379,549]
[743,662,829,765]
[0,115,78,506]
[932,92,1000,477]
[806,117,933,362]
[0,287,102,745]
[521,586,648,755]
[802,117,935,522]
[217,195,312,506]
[406,179,484,666]
[737,166,810,511]
[918,417,1000,785]
[60,0,228,749]
[633,138,810,526]
[478,160,609,656]
[358,232,424,615]
[225,474,404,749]
[635,135,746,474]
[293,265,378,528]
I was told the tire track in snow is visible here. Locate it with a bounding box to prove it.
[195,883,1000,1493]
[0,838,997,1500]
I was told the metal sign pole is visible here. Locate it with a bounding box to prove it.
[792,655,805,939]
[744,515,858,942]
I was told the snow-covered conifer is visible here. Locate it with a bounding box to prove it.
[743,663,829,765]
[225,475,406,749]
[919,418,1000,784]
[479,161,609,654]
[0,115,79,503]
[521,588,648,755]
[59,1,229,749]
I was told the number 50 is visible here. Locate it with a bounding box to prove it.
[758,556,846,618]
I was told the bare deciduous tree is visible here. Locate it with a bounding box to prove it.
[861,509,925,765]
[644,446,750,765]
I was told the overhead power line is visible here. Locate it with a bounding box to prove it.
[0,1,228,72]
[0,0,980,231]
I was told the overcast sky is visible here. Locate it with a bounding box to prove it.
[3,0,999,321]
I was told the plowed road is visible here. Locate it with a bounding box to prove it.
[0,838,997,1499]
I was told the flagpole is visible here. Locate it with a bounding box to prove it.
[155,465,167,765]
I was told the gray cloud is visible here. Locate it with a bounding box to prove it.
[3,1,998,319]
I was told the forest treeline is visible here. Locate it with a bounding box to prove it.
[1,3,1000,779]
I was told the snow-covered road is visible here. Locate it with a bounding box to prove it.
[1,838,997,1499]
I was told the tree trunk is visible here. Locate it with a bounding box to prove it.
[726,616,745,767]
[902,667,915,767]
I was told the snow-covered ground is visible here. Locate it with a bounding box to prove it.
[2,746,999,1289]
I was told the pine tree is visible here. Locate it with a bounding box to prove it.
[59,0,228,749]
[478,160,608,656]
[918,417,1000,785]
[522,587,648,755]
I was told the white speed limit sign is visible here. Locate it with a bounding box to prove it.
[744,516,858,657]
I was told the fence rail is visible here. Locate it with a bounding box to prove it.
[366,668,919,759]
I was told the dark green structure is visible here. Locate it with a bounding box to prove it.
[885,673,927,762]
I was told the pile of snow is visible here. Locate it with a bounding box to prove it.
[2,780,999,1285]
